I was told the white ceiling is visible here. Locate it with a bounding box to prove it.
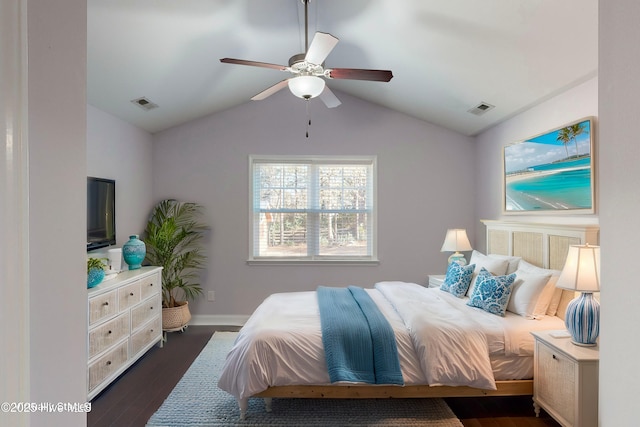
[87,0,598,136]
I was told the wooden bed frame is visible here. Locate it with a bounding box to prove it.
[255,380,533,399]
[246,221,599,410]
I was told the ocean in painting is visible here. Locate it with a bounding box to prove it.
[505,157,592,211]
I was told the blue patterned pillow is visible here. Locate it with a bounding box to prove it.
[441,262,476,297]
[467,267,517,316]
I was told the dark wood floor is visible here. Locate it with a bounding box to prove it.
[88,325,560,427]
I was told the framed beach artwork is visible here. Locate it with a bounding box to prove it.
[503,117,595,214]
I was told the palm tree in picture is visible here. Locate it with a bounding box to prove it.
[557,127,572,158]
[568,122,586,157]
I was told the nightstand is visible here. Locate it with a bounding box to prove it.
[531,330,599,427]
[427,275,445,288]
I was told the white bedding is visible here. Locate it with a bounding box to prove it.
[375,282,497,390]
[217,282,564,401]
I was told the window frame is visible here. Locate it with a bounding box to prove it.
[248,155,378,265]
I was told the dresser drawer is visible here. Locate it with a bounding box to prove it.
[131,316,162,356]
[88,290,117,326]
[89,311,130,358]
[118,281,141,310]
[131,294,161,331]
[536,341,576,425]
[140,272,161,300]
[88,340,128,392]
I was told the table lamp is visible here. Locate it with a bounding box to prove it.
[440,229,472,266]
[556,244,601,346]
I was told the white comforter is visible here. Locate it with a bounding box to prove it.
[375,282,497,389]
[217,282,560,400]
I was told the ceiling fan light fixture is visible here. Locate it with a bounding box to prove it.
[288,75,325,99]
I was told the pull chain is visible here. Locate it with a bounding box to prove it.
[305,99,311,138]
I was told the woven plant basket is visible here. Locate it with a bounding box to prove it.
[162,301,191,331]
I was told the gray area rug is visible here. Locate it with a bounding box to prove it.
[147,331,463,426]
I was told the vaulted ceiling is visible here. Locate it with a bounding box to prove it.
[87,0,598,136]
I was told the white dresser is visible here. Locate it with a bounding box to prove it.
[87,266,163,400]
[531,330,599,427]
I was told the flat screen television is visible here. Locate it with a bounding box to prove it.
[87,177,116,251]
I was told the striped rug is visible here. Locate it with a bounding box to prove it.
[147,331,463,427]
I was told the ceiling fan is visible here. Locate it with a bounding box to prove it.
[220,0,393,108]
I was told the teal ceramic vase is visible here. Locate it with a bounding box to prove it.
[123,234,146,270]
[87,268,105,288]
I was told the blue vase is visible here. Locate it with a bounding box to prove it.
[87,268,105,288]
[123,234,146,270]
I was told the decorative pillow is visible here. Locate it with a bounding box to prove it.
[467,268,517,316]
[488,254,522,275]
[543,275,563,316]
[441,262,476,297]
[516,260,562,317]
[506,269,552,318]
[467,250,510,296]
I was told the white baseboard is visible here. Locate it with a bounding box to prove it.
[190,314,249,326]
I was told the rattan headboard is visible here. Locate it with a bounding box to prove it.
[480,220,600,319]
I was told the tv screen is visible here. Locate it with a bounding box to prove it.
[87,177,116,251]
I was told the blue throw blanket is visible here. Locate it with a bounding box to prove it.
[317,286,403,385]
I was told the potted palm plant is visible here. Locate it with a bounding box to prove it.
[142,199,209,331]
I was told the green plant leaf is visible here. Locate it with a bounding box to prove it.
[87,257,107,273]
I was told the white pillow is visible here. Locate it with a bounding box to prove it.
[488,254,522,275]
[467,250,510,296]
[507,269,552,318]
[517,260,561,317]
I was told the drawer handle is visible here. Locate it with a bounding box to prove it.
[552,354,557,360]
[107,330,112,334]
[106,360,111,366]
[103,302,109,306]
[149,283,154,287]
[150,306,154,310]
[130,292,134,296]
[150,329,154,333]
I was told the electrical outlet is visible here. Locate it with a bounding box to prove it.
[207,291,215,301]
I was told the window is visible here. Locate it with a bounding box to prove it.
[250,156,377,263]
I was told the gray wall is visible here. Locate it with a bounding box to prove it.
[599,1,640,424]
[152,90,476,316]
[87,105,155,247]
[25,0,87,425]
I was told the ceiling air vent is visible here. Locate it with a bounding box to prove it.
[468,102,495,116]
[131,97,158,111]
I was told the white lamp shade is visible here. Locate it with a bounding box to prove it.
[440,229,472,252]
[556,244,601,292]
[288,76,325,99]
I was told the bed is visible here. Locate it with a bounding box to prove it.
[218,221,599,419]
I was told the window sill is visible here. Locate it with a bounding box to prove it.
[246,258,380,266]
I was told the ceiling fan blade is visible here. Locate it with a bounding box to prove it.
[327,68,393,82]
[305,32,339,65]
[319,86,341,108]
[220,58,287,71]
[251,79,290,100]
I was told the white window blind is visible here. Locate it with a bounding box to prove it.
[250,156,377,263]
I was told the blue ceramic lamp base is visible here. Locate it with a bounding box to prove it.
[448,252,467,266]
[565,292,600,347]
